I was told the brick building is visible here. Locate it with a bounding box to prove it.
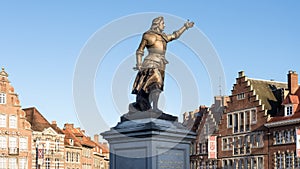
[24,107,65,169]
[0,68,32,169]
[217,71,288,169]
[265,71,300,169]
[92,135,109,169]
[63,124,109,169]
[187,96,228,169]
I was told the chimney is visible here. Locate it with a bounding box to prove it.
[51,121,57,127]
[238,71,245,78]
[288,70,298,94]
[94,134,99,143]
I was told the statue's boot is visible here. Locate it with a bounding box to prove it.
[150,89,163,113]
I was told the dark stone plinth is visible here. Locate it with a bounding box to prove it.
[121,110,178,122]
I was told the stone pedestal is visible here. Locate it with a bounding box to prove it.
[101,111,196,169]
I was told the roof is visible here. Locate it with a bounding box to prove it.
[248,79,287,116]
[282,95,299,104]
[63,128,82,147]
[63,124,95,148]
[268,112,300,123]
[23,107,64,134]
[94,142,109,154]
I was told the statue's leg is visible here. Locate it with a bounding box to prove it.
[149,89,162,113]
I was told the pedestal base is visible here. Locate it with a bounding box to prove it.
[101,112,196,169]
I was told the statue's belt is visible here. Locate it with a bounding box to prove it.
[144,52,169,65]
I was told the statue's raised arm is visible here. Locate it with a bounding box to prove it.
[167,20,194,42]
[130,16,194,113]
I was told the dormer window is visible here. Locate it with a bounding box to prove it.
[0,93,6,104]
[237,93,245,100]
[69,139,74,146]
[285,104,293,116]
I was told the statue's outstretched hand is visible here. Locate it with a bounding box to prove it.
[184,20,194,29]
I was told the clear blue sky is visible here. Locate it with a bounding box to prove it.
[1,1,300,136]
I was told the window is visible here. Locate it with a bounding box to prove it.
[202,143,207,153]
[19,158,27,169]
[9,115,17,128]
[9,137,17,148]
[285,130,292,143]
[55,139,59,152]
[275,132,283,144]
[277,153,283,169]
[66,152,69,162]
[245,135,250,153]
[245,111,250,131]
[0,158,6,169]
[222,138,228,150]
[258,157,264,169]
[76,153,80,162]
[237,93,245,100]
[212,160,217,169]
[233,137,238,155]
[45,158,50,169]
[0,93,6,104]
[239,137,244,154]
[286,153,293,169]
[0,114,6,127]
[257,133,264,147]
[45,138,50,154]
[223,160,228,168]
[205,124,209,135]
[251,158,257,169]
[285,105,293,116]
[228,114,233,128]
[0,136,6,149]
[251,109,257,124]
[234,114,238,133]
[19,137,27,151]
[55,158,59,169]
[70,139,74,146]
[71,152,74,162]
[240,112,244,132]
[9,158,17,169]
[295,153,300,168]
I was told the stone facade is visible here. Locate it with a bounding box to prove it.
[24,107,65,169]
[0,68,32,169]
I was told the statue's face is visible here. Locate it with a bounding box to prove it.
[158,20,165,32]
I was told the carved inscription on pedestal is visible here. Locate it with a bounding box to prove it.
[157,149,184,169]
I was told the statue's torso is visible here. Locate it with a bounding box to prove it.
[142,32,169,69]
[144,32,167,53]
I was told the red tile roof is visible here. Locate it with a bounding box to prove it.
[62,124,95,148]
[23,107,64,134]
[268,111,300,123]
[282,95,300,104]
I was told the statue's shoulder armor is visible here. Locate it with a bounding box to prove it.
[145,31,168,42]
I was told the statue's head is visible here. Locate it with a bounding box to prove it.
[150,16,165,32]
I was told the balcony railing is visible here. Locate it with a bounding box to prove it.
[8,147,19,155]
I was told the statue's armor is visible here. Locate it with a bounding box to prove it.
[131,20,192,111]
[138,31,169,70]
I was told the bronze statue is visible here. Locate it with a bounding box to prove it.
[131,16,194,112]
